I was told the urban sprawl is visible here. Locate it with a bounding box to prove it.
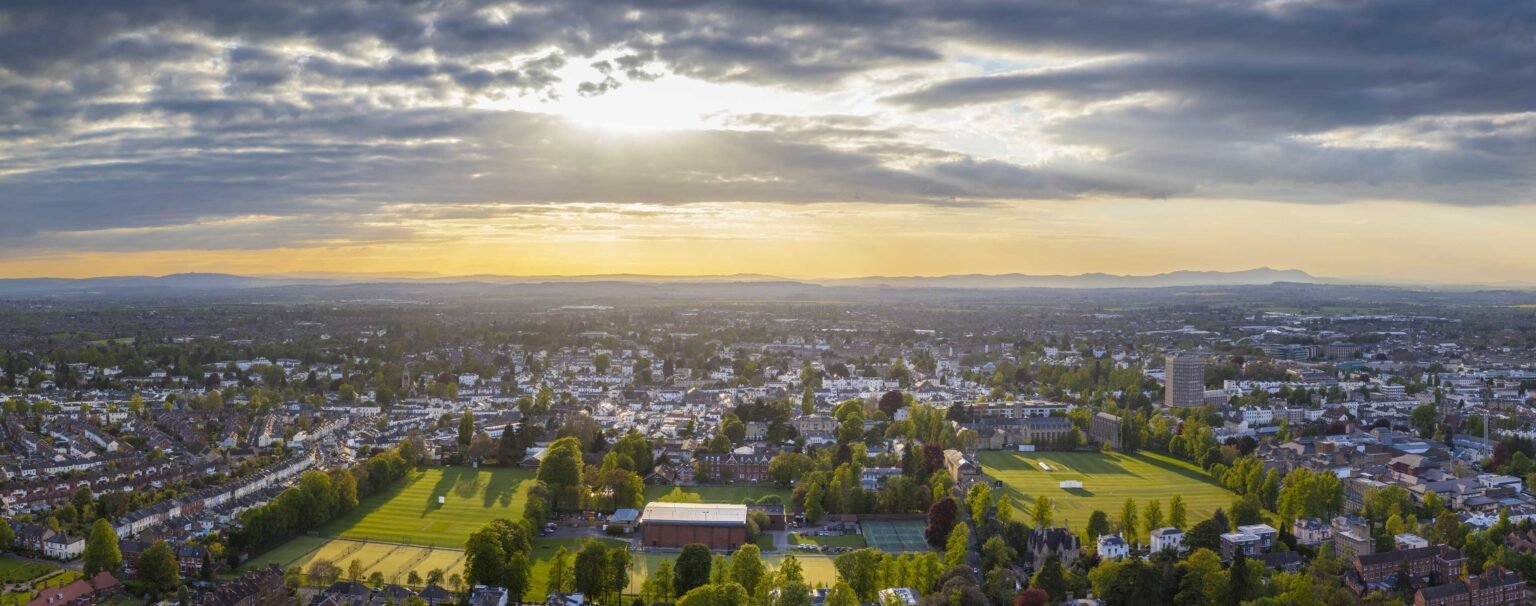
[2,297,1536,606]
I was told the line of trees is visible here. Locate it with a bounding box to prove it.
[232,440,419,557]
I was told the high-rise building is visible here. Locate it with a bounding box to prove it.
[1165,353,1206,407]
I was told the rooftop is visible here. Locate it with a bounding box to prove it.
[640,502,749,526]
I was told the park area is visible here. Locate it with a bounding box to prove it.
[243,466,533,586]
[323,466,537,548]
[246,465,818,599]
[977,450,1237,538]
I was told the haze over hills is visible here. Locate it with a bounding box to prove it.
[820,268,1326,289]
[0,268,1328,294]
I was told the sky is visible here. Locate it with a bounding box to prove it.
[1,0,1534,282]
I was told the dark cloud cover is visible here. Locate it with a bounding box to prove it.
[1,0,1533,251]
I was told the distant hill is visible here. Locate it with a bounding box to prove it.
[0,268,1325,296]
[818,268,1324,289]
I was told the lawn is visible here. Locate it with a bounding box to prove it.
[789,532,867,548]
[241,538,467,587]
[322,465,537,548]
[642,484,793,504]
[0,556,55,583]
[977,450,1238,541]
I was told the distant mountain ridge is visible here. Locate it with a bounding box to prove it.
[820,267,1325,289]
[0,268,1327,296]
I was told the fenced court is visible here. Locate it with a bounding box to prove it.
[860,519,931,552]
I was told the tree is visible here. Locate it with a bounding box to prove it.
[805,483,826,524]
[349,559,365,582]
[1169,495,1188,529]
[677,583,749,606]
[368,571,386,589]
[469,432,495,461]
[944,524,970,567]
[773,556,812,606]
[606,548,631,606]
[730,544,766,595]
[1410,404,1438,438]
[1086,510,1110,540]
[139,541,181,597]
[1119,498,1138,541]
[1030,556,1067,602]
[878,390,905,418]
[1030,495,1053,530]
[834,549,883,601]
[1230,494,1265,527]
[769,452,815,487]
[574,541,611,599]
[83,519,121,575]
[1144,500,1165,533]
[967,483,993,519]
[1014,588,1050,606]
[1430,510,1466,548]
[925,497,959,548]
[825,582,859,606]
[0,519,13,550]
[1172,548,1223,606]
[1226,551,1250,606]
[837,411,865,444]
[525,481,551,527]
[459,411,475,448]
[537,437,585,510]
[307,559,341,586]
[997,498,1014,524]
[547,547,574,595]
[980,536,1016,573]
[1096,559,1164,606]
[1185,516,1227,552]
[1276,468,1344,522]
[676,544,714,597]
[464,530,509,588]
[643,561,677,604]
[1422,491,1445,519]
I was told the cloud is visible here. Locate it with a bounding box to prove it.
[1,0,1535,257]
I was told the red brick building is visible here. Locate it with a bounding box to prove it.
[695,452,772,483]
[1414,565,1526,606]
[1354,544,1465,585]
[639,503,748,549]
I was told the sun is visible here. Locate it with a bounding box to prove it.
[558,80,713,132]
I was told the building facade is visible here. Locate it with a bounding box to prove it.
[1089,413,1123,448]
[638,502,749,549]
[1165,353,1207,408]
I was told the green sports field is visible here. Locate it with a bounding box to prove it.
[978,451,1237,541]
[248,466,833,599]
[642,484,793,504]
[323,466,537,548]
[243,537,467,588]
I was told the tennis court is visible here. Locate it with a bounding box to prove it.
[860,519,932,553]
